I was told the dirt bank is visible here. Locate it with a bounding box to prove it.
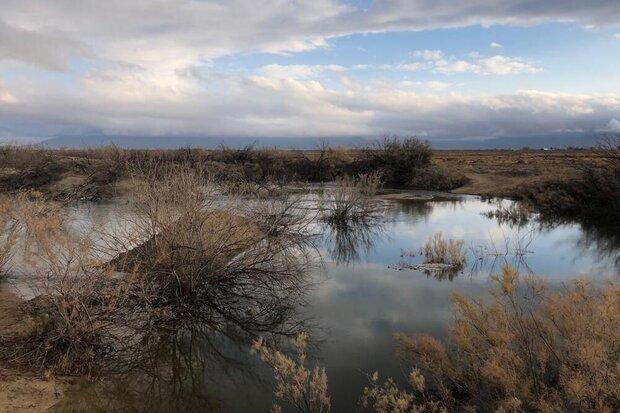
[0,371,68,413]
[0,292,69,412]
[433,149,593,196]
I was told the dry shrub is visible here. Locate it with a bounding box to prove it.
[391,267,619,412]
[359,136,431,187]
[361,370,445,413]
[252,332,331,413]
[0,204,124,375]
[421,232,466,268]
[103,164,314,324]
[0,272,121,375]
[321,173,383,226]
[409,164,469,191]
[512,139,619,224]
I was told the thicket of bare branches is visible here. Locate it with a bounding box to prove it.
[320,173,383,226]
[0,164,317,374]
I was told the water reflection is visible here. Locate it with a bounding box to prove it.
[38,194,620,411]
[323,221,388,265]
[55,268,314,412]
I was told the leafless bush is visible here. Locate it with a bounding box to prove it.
[0,204,125,375]
[321,174,384,226]
[99,164,315,327]
[252,332,331,413]
[1,166,316,375]
[360,136,431,186]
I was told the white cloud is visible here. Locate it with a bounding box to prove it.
[1,1,618,71]
[412,50,445,60]
[401,51,541,75]
[613,33,620,39]
[1,71,618,139]
[475,55,542,75]
[0,1,617,140]
[490,42,503,48]
[257,64,346,79]
[424,81,453,90]
[0,20,90,71]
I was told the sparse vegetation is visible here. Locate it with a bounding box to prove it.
[0,137,471,201]
[421,232,466,269]
[510,140,620,224]
[321,173,384,226]
[252,332,331,413]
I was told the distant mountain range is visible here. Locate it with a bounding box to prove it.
[2,132,617,150]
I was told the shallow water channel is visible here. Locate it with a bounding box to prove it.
[14,191,617,412]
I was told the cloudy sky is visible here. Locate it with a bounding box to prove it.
[1,0,620,142]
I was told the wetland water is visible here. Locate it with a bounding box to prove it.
[8,192,616,412]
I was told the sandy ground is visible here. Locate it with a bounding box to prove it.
[0,372,67,413]
[0,292,68,412]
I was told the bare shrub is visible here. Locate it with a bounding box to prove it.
[321,173,383,226]
[0,204,124,375]
[0,273,121,375]
[102,164,315,326]
[421,232,465,268]
[360,136,431,187]
[392,267,620,412]
[252,332,331,413]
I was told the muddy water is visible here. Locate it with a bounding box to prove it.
[14,193,617,412]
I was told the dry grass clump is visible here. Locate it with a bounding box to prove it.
[389,267,619,412]
[252,332,331,413]
[321,173,383,226]
[421,232,466,268]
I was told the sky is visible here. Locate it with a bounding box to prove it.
[1,0,620,143]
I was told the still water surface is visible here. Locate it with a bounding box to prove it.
[53,193,617,412]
